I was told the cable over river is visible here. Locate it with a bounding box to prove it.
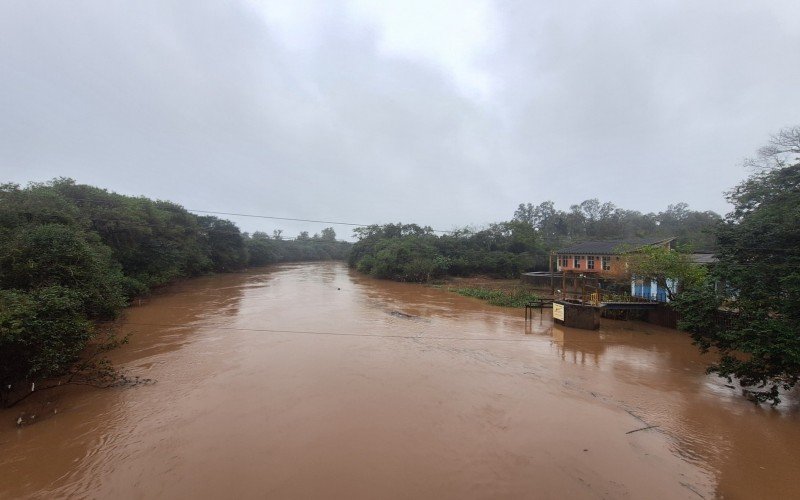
[1,262,798,498]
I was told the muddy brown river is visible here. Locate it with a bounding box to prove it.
[1,262,798,498]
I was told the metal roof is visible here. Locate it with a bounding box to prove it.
[555,237,675,255]
[689,253,718,265]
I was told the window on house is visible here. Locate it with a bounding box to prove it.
[602,256,611,270]
[574,255,581,268]
[587,256,595,269]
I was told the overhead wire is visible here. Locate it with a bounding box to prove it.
[120,321,696,345]
[123,322,540,342]
[184,209,473,235]
[9,197,800,251]
[10,194,473,234]
[13,212,355,242]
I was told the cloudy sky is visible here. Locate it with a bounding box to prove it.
[2,0,799,238]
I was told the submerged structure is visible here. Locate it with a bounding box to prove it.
[523,237,677,302]
[531,237,679,330]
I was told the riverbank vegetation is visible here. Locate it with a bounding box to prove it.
[348,126,800,405]
[451,287,540,308]
[348,221,544,282]
[674,126,800,404]
[0,178,350,407]
[348,204,720,283]
[3,129,797,407]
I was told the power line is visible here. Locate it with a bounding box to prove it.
[7,193,470,234]
[13,212,355,242]
[185,209,471,235]
[10,195,799,249]
[11,210,800,255]
[186,210,370,228]
[121,321,696,345]
[124,322,538,342]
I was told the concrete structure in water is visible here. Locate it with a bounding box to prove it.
[552,300,601,330]
[529,242,720,331]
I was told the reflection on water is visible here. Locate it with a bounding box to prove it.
[0,262,797,499]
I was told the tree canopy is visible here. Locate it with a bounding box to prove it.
[513,199,720,251]
[0,179,351,406]
[349,222,547,282]
[626,245,707,301]
[349,198,720,284]
[676,129,800,404]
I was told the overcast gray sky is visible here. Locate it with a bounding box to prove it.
[2,0,799,238]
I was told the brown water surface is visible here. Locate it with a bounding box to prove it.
[1,262,798,498]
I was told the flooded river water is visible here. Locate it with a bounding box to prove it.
[1,262,798,498]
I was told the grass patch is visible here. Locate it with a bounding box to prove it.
[452,287,539,308]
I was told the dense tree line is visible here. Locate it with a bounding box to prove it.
[244,229,350,266]
[0,178,349,406]
[349,201,719,283]
[513,199,720,251]
[348,221,546,282]
[347,122,800,406]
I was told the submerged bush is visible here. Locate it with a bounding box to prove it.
[452,287,540,308]
[0,287,93,405]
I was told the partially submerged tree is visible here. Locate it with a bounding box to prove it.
[0,179,350,407]
[677,126,800,404]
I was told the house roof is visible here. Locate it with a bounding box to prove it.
[555,237,675,255]
[689,253,718,265]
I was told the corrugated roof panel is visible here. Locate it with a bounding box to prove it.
[555,237,674,255]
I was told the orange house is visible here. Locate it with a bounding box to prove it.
[555,237,675,279]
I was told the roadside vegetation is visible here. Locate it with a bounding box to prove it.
[0,178,350,407]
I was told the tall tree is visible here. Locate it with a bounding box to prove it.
[677,127,800,404]
[320,227,336,241]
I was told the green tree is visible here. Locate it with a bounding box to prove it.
[514,198,718,250]
[244,231,278,266]
[0,178,352,406]
[320,227,336,241]
[626,245,707,301]
[0,223,128,318]
[0,287,93,406]
[676,128,800,404]
[198,216,248,271]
